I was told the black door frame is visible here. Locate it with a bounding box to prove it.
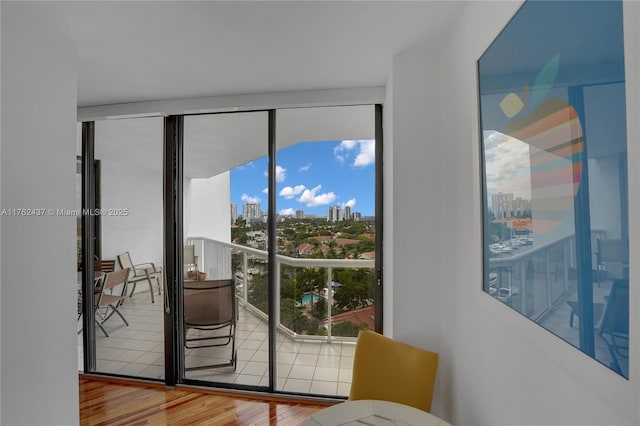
[81,103,384,393]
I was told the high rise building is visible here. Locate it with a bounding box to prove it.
[230,203,238,224]
[344,206,351,221]
[296,210,304,219]
[243,203,262,224]
[492,192,514,219]
[327,205,343,222]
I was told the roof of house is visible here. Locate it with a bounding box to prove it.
[322,306,375,329]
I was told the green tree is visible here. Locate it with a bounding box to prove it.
[333,268,374,311]
[332,321,369,337]
[310,299,327,320]
[248,273,268,315]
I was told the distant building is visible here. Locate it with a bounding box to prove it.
[344,206,351,221]
[296,209,304,219]
[230,203,238,224]
[327,205,343,222]
[353,212,362,221]
[492,192,514,219]
[491,192,530,218]
[243,203,262,224]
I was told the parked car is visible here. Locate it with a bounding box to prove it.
[497,288,512,303]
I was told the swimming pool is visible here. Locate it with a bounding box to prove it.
[297,292,326,307]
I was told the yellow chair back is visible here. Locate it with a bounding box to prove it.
[349,330,439,412]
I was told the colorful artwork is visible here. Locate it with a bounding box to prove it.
[478,0,629,377]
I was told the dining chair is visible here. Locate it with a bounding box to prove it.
[349,330,439,413]
[94,268,130,337]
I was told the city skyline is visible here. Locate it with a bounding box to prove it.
[230,140,375,217]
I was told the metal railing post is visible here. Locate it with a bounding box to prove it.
[326,266,333,340]
[274,259,281,332]
[242,251,248,304]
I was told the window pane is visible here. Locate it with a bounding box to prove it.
[274,106,376,396]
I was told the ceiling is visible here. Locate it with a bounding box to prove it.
[25,1,467,108]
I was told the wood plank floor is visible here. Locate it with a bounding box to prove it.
[79,375,336,425]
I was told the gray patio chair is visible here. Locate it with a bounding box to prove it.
[94,268,130,337]
[184,279,237,371]
[596,239,629,286]
[117,252,162,303]
[597,279,629,376]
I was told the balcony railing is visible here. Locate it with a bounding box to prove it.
[187,236,375,342]
[487,230,605,322]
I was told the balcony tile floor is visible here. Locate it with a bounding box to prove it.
[78,290,353,397]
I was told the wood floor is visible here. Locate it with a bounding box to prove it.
[79,375,336,425]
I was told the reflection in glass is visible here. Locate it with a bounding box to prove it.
[478,0,628,377]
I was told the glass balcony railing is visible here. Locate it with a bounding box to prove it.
[487,230,606,322]
[187,236,375,342]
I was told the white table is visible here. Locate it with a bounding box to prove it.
[302,400,452,426]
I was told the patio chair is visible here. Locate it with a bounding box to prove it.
[94,259,116,274]
[94,268,130,337]
[117,252,162,303]
[597,279,629,376]
[184,279,237,371]
[78,263,115,334]
[349,330,439,413]
[596,239,629,286]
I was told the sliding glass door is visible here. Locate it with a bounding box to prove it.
[182,112,271,388]
[79,117,165,379]
[273,106,378,396]
[80,104,382,396]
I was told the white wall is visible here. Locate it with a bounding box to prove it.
[94,117,164,268]
[0,3,79,425]
[187,174,231,241]
[388,1,640,424]
[389,42,444,351]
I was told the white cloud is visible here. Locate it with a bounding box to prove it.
[334,139,375,167]
[279,185,306,199]
[262,165,287,183]
[353,140,375,167]
[297,184,336,207]
[262,187,268,194]
[299,163,312,172]
[484,130,532,199]
[241,194,260,204]
[342,198,356,208]
[279,208,296,216]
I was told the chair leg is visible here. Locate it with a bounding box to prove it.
[128,282,137,297]
[95,318,109,337]
[147,277,155,303]
[103,305,129,327]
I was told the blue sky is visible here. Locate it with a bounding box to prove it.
[231,140,375,217]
